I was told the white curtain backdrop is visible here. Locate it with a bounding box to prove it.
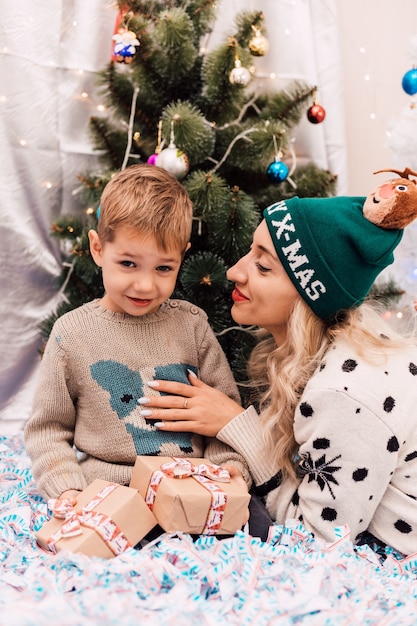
[0,0,346,433]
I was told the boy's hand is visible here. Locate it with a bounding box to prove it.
[224,464,248,492]
[58,489,80,504]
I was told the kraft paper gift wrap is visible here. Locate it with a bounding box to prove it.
[130,456,250,535]
[36,479,157,559]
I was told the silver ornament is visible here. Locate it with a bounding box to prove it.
[156,144,189,179]
[229,60,251,86]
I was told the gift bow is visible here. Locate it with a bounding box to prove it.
[145,457,229,535]
[159,458,231,482]
[46,483,132,555]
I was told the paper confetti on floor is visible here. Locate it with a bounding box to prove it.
[2,433,417,625]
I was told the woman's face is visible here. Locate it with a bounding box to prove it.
[227,220,300,343]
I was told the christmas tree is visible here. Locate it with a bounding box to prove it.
[43,0,337,384]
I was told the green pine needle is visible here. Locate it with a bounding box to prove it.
[161,101,215,164]
[184,170,230,218]
[180,251,229,291]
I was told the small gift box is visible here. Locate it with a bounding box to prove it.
[36,479,157,559]
[130,456,250,535]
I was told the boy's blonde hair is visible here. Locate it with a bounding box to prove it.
[98,164,193,251]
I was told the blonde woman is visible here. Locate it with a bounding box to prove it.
[140,177,417,557]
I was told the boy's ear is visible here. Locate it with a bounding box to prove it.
[88,229,103,267]
[181,241,191,260]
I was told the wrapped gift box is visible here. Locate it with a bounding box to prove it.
[130,456,250,535]
[36,478,157,559]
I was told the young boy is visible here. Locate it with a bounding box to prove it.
[24,164,250,503]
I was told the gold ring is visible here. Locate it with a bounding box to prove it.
[183,398,188,409]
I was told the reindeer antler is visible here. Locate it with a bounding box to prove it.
[373,167,417,180]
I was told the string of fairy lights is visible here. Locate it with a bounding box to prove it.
[1,2,416,319]
[1,2,324,197]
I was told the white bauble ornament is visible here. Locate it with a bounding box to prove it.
[156,143,189,179]
[229,59,251,86]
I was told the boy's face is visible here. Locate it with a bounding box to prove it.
[89,227,185,316]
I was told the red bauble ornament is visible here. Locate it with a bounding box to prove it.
[307,103,326,124]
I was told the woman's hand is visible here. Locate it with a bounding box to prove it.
[137,371,244,437]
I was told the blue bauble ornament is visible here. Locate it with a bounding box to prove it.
[402,68,417,95]
[267,160,289,183]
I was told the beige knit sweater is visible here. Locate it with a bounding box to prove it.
[24,299,250,499]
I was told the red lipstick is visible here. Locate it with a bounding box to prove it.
[231,287,249,302]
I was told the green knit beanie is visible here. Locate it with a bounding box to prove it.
[263,196,403,320]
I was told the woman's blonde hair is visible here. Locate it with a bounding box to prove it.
[98,164,193,252]
[247,298,416,479]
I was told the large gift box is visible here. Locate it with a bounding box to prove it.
[36,479,157,559]
[130,456,250,535]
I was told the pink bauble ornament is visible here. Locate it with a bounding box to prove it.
[147,153,159,165]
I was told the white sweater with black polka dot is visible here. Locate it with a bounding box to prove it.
[218,336,417,555]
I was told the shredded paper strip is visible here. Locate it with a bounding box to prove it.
[2,434,417,625]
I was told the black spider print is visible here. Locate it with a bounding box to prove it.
[298,451,341,499]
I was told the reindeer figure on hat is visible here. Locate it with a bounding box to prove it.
[363,167,417,229]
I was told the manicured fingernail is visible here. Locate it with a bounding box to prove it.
[137,397,150,405]
[146,381,159,388]
[154,422,164,428]
[139,409,153,417]
[187,369,197,378]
